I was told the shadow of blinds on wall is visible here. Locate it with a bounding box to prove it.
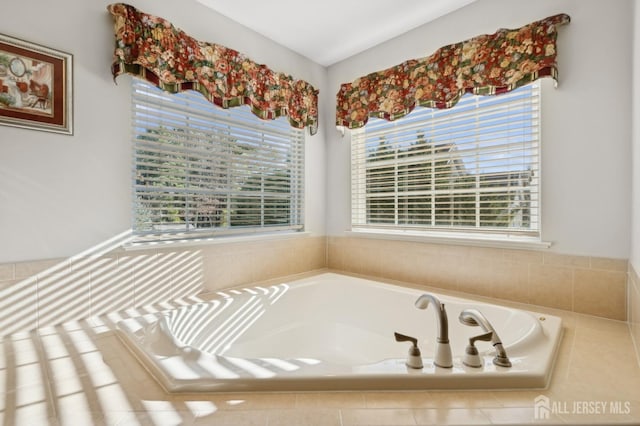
[131,79,305,243]
[351,83,540,238]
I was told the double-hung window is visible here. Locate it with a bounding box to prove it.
[351,83,540,240]
[131,79,305,243]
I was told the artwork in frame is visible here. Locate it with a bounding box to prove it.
[0,34,73,135]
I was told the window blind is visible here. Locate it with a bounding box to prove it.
[351,83,540,237]
[132,79,305,243]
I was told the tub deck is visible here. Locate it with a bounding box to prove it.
[1,271,638,425]
[116,273,563,392]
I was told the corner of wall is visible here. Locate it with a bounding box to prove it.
[328,236,628,320]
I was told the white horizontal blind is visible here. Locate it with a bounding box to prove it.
[132,79,304,242]
[351,83,540,237]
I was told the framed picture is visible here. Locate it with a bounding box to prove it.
[0,34,73,135]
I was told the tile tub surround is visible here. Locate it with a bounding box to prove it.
[0,236,326,336]
[0,234,630,333]
[0,273,639,425]
[328,236,628,321]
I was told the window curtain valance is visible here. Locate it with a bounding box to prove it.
[107,3,319,135]
[336,13,570,129]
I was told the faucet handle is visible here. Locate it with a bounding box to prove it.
[394,332,418,346]
[469,331,493,346]
[394,332,423,369]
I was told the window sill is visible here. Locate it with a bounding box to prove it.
[123,230,312,251]
[345,229,552,251]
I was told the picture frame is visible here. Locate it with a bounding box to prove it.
[0,34,73,135]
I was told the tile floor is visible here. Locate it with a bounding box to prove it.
[1,275,640,425]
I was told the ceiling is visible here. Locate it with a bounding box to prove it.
[195,0,477,67]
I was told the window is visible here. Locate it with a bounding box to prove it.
[351,83,540,239]
[131,79,305,243]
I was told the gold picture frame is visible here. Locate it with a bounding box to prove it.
[0,34,73,135]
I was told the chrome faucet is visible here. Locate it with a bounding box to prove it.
[458,308,512,367]
[415,293,452,368]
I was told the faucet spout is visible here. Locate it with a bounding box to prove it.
[415,294,449,343]
[415,293,452,368]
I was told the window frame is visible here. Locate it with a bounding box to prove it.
[350,83,543,245]
[130,78,305,244]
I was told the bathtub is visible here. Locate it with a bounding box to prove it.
[115,272,563,392]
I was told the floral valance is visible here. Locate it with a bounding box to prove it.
[336,13,570,129]
[107,3,319,135]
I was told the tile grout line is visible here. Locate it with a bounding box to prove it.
[31,329,59,422]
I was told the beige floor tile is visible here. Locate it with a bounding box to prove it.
[139,408,197,426]
[340,408,417,425]
[429,391,503,409]
[547,327,575,386]
[193,409,268,425]
[489,390,554,408]
[267,408,342,426]
[12,400,56,426]
[365,391,439,409]
[203,393,297,410]
[55,393,106,425]
[412,407,490,425]
[296,391,366,408]
[100,410,168,426]
[549,377,640,412]
[557,411,638,425]
[574,314,630,335]
[480,406,541,424]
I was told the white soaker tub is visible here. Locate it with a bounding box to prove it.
[116,273,562,392]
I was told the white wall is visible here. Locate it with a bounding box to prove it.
[1,0,634,264]
[326,0,633,259]
[0,0,326,263]
[632,0,640,271]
